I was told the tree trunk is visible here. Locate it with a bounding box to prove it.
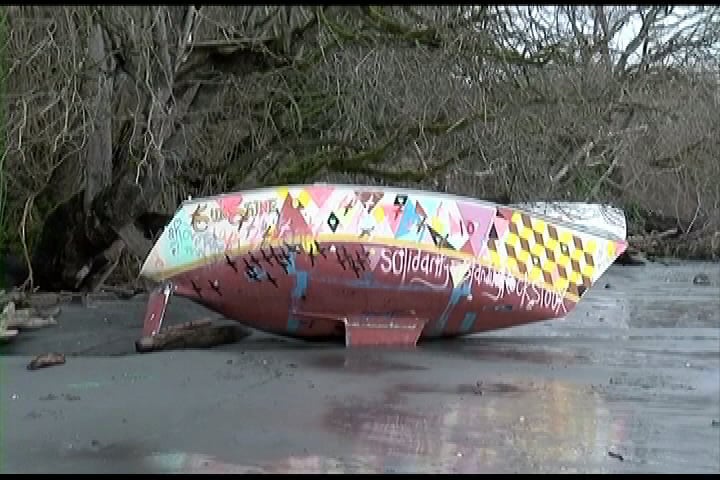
[30,172,152,291]
[83,21,115,213]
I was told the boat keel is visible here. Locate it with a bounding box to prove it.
[344,315,428,347]
[142,283,173,337]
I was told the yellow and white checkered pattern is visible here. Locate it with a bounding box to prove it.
[487,211,599,297]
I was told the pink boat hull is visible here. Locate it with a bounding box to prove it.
[139,184,627,347]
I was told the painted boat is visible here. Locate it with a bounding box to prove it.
[139,184,628,347]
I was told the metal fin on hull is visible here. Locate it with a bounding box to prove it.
[344,315,429,347]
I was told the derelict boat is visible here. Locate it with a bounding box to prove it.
[139,184,628,347]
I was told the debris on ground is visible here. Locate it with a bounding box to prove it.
[607,451,624,462]
[135,319,251,353]
[615,249,646,266]
[0,326,18,342]
[97,285,143,299]
[1,301,19,342]
[692,273,711,286]
[472,381,483,395]
[27,352,66,370]
[4,302,60,330]
[1,301,60,343]
[712,420,719,427]
[1,288,148,311]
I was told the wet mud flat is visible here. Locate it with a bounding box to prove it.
[1,262,719,474]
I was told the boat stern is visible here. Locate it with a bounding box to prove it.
[138,205,204,337]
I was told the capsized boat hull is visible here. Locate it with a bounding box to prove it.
[139,184,628,347]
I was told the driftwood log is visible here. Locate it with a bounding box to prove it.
[135,320,251,353]
[27,353,66,370]
[1,302,60,330]
[0,329,18,342]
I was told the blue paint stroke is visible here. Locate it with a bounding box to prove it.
[460,312,477,333]
[395,200,418,239]
[435,279,472,334]
[285,250,297,274]
[292,271,308,299]
[286,250,309,332]
[418,197,440,219]
[287,317,300,333]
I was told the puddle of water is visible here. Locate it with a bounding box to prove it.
[101,380,618,474]
[130,379,622,474]
[145,451,381,474]
[321,379,618,474]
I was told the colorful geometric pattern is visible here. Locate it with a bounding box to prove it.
[486,211,598,297]
[141,184,626,300]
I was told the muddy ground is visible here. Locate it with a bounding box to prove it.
[1,262,719,474]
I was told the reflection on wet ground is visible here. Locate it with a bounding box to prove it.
[322,380,610,474]
[125,374,716,474]
[307,352,430,373]
[2,263,719,473]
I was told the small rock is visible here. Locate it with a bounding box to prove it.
[473,381,483,395]
[27,352,66,370]
[607,451,624,461]
[226,359,233,365]
[456,452,463,457]
[604,283,611,289]
[712,420,719,427]
[11,393,19,400]
[692,273,711,286]
[287,363,298,368]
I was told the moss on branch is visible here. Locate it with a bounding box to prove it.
[363,6,441,47]
[270,113,481,185]
[331,157,454,183]
[317,6,442,48]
